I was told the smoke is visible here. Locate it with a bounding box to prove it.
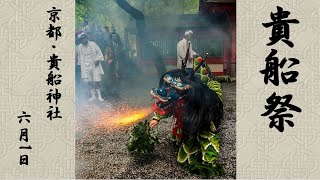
[75,0,233,123]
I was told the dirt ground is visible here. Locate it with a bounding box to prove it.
[75,77,236,179]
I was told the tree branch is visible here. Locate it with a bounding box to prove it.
[115,0,144,20]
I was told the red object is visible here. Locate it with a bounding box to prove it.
[151,103,168,116]
[172,98,185,140]
[151,98,185,140]
[172,107,184,139]
[212,71,224,76]
[199,1,236,75]
[196,57,203,62]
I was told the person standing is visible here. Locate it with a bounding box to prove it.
[104,26,111,46]
[77,33,105,102]
[81,21,90,34]
[105,28,123,80]
[94,25,106,50]
[177,30,198,73]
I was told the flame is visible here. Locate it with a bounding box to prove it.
[97,107,152,130]
[76,103,153,132]
[115,109,151,126]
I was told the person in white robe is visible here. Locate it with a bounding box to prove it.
[177,30,198,72]
[77,33,105,102]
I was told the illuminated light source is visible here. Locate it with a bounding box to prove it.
[96,107,152,130]
[115,109,152,126]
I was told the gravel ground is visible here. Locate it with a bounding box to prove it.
[75,77,236,179]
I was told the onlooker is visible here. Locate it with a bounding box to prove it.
[77,33,105,102]
[81,21,90,34]
[177,30,198,73]
[94,25,106,51]
[105,28,123,80]
[104,26,111,46]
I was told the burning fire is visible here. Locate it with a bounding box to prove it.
[115,109,152,126]
[76,103,153,132]
[97,106,152,130]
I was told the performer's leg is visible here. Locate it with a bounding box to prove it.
[92,70,104,102]
[95,82,104,102]
[86,69,96,102]
[88,81,96,102]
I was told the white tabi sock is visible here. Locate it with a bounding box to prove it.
[96,89,104,102]
[88,89,96,102]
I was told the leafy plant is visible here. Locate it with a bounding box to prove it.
[183,160,225,178]
[127,119,159,155]
[212,76,232,83]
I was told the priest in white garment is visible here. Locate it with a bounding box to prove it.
[77,33,105,102]
[177,30,198,73]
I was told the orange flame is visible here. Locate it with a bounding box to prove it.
[97,107,152,130]
[115,109,151,126]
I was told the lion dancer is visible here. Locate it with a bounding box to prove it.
[145,27,226,176]
[77,33,105,102]
[148,55,224,176]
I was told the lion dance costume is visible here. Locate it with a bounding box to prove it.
[150,56,224,176]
